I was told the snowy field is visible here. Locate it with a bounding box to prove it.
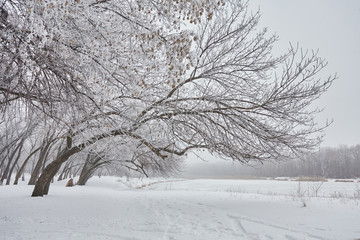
[1,177,360,240]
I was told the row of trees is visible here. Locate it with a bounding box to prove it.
[257,145,360,179]
[183,145,360,179]
[0,0,335,196]
[0,112,177,186]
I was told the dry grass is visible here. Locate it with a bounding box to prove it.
[292,176,328,182]
[335,179,354,183]
[198,176,268,180]
[235,176,268,180]
[274,177,290,181]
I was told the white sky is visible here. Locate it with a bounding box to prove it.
[182,1,360,174]
[248,0,360,147]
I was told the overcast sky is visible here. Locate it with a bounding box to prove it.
[248,0,360,148]
[182,1,360,175]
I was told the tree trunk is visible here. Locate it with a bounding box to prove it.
[31,147,81,197]
[77,153,104,186]
[0,137,20,172]
[58,160,72,181]
[77,164,90,186]
[0,155,11,183]
[0,155,7,175]
[43,164,62,195]
[0,141,23,183]
[6,143,23,185]
[28,142,52,185]
[14,147,41,185]
[57,172,64,181]
[77,168,96,186]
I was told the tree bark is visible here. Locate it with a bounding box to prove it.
[31,147,81,197]
[43,164,62,195]
[28,141,53,185]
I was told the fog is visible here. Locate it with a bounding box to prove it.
[249,0,360,148]
[183,1,360,178]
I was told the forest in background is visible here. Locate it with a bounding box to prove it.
[182,145,360,179]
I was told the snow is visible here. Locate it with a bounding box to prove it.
[1,177,360,240]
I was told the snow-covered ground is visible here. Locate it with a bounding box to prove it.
[1,177,360,240]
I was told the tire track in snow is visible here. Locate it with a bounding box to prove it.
[135,191,237,240]
[1,229,141,240]
[227,214,326,240]
[228,215,263,240]
[135,192,191,240]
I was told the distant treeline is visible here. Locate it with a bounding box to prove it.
[182,145,360,179]
[254,145,360,179]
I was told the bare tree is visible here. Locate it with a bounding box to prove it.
[0,1,335,196]
[77,151,106,186]
[4,137,24,185]
[0,113,35,184]
[13,145,41,185]
[0,1,90,119]
[28,129,59,185]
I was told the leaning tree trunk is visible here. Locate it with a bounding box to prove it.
[57,160,72,181]
[31,147,81,197]
[77,163,91,186]
[0,154,8,174]
[14,147,41,185]
[77,167,99,186]
[28,141,53,185]
[77,152,105,186]
[6,143,24,185]
[0,141,23,183]
[0,137,20,173]
[43,164,62,195]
